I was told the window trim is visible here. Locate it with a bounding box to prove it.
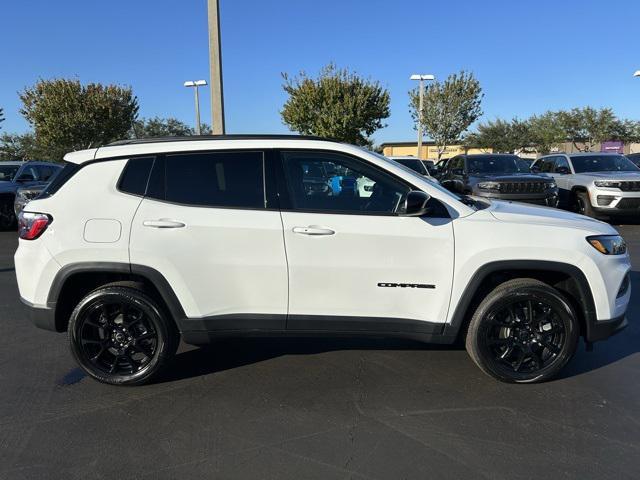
[275,148,450,218]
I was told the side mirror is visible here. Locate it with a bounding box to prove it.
[403,190,431,217]
[555,166,570,175]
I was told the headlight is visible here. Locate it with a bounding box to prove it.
[586,235,627,255]
[477,181,501,191]
[594,180,622,189]
[547,181,557,189]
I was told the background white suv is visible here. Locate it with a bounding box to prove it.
[532,152,640,218]
[15,136,631,385]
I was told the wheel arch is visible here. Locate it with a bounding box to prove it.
[48,262,186,332]
[444,260,597,341]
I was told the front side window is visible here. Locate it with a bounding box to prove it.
[163,151,265,208]
[0,165,20,181]
[570,154,640,173]
[282,151,410,214]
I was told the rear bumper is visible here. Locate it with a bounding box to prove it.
[585,314,628,342]
[20,296,58,332]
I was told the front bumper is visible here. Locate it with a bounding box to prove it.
[585,314,628,342]
[474,191,559,207]
[590,188,640,214]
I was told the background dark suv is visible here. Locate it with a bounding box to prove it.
[439,154,558,206]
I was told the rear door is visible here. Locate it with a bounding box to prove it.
[278,149,455,334]
[129,150,288,328]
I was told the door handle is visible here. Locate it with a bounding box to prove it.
[143,219,186,229]
[292,226,335,236]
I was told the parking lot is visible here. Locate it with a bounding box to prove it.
[0,226,638,479]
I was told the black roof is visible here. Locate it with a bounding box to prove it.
[107,134,338,147]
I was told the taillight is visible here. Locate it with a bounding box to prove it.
[18,212,52,240]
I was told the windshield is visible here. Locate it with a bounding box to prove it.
[393,158,428,175]
[0,165,20,181]
[467,156,530,174]
[571,155,640,173]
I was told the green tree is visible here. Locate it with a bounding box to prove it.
[20,78,139,160]
[527,112,566,154]
[557,107,617,152]
[132,117,194,138]
[410,71,483,159]
[281,64,390,146]
[0,132,47,161]
[466,117,536,154]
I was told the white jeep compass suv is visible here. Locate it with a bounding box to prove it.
[15,136,631,385]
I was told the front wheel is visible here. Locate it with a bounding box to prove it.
[574,191,595,218]
[68,286,178,386]
[465,278,579,383]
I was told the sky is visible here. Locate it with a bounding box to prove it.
[1,0,640,145]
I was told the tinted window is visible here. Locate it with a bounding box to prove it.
[0,164,20,181]
[119,157,155,196]
[282,151,410,214]
[570,155,640,173]
[466,156,529,174]
[163,151,265,208]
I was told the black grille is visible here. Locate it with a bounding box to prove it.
[616,198,640,209]
[619,181,640,192]
[499,182,547,194]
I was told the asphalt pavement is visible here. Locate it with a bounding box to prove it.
[0,226,639,479]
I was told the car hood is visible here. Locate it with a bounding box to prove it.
[0,181,15,192]
[487,199,615,234]
[575,171,640,180]
[471,173,550,182]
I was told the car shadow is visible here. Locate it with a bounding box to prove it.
[157,337,460,384]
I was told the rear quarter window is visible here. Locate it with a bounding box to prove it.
[118,157,155,196]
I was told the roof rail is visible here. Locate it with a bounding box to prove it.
[107,134,339,147]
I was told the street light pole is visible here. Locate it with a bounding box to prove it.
[208,0,225,134]
[184,80,208,135]
[410,74,435,159]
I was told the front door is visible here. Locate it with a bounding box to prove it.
[129,150,288,329]
[278,150,455,334]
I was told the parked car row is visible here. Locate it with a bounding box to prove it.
[417,152,640,220]
[0,161,62,228]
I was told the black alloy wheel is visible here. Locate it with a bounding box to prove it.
[69,285,178,385]
[466,278,579,383]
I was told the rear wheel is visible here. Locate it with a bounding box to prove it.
[68,286,178,386]
[465,278,579,383]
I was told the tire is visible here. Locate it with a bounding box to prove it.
[465,278,579,383]
[574,191,595,218]
[68,285,179,386]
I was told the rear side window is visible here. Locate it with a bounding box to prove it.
[160,151,266,208]
[118,157,155,196]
